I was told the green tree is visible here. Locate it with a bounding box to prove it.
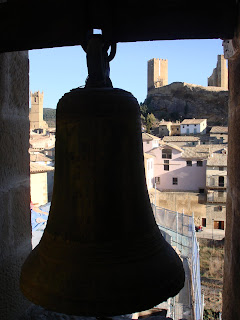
[146,113,156,133]
[140,104,148,118]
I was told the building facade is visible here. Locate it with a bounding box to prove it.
[146,144,207,193]
[170,122,181,136]
[30,163,54,206]
[29,91,48,130]
[180,119,207,135]
[142,132,160,153]
[159,120,172,137]
[205,149,228,230]
[159,120,181,137]
[144,153,155,190]
[210,126,228,144]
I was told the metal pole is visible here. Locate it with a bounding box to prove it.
[155,182,157,216]
[212,218,214,247]
[201,293,205,320]
[182,209,184,252]
[192,212,195,238]
[176,211,178,250]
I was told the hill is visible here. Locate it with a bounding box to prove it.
[43,108,56,127]
[145,82,229,126]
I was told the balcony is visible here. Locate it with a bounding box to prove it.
[206,176,227,189]
[207,192,227,203]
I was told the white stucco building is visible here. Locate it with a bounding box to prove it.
[180,119,207,135]
[146,144,208,192]
[144,153,155,190]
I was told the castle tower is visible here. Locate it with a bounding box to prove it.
[208,55,228,89]
[29,91,48,130]
[147,58,168,93]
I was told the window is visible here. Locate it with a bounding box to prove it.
[197,161,203,167]
[202,218,206,227]
[210,177,215,186]
[164,160,169,164]
[162,149,172,159]
[172,177,178,185]
[186,161,192,166]
[219,166,224,171]
[164,165,169,171]
[214,206,223,212]
[155,177,160,184]
[219,176,224,187]
[218,191,224,197]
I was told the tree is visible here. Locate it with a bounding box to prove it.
[140,104,148,118]
[146,113,156,133]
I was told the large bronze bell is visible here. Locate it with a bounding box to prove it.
[20,35,185,316]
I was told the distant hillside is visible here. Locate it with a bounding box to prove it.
[43,108,56,128]
[145,82,229,126]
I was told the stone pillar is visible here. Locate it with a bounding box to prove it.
[222,11,240,318]
[0,52,32,319]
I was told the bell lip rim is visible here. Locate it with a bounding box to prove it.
[20,274,185,318]
[20,228,185,316]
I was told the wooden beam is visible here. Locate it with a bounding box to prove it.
[0,0,237,52]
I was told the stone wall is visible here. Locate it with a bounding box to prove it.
[148,189,206,225]
[0,52,31,319]
[206,204,226,229]
[223,46,240,319]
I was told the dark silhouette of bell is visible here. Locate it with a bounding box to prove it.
[20,87,185,316]
[20,35,185,316]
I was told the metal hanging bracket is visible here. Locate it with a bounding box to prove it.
[82,32,116,88]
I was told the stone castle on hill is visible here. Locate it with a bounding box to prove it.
[208,54,228,89]
[147,54,228,96]
[147,58,168,93]
[29,91,48,130]
[146,55,228,126]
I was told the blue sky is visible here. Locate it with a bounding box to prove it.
[29,39,224,109]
